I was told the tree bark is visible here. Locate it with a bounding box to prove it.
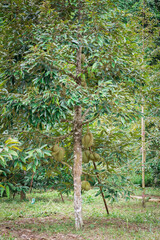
[60,192,65,203]
[20,190,26,201]
[73,0,83,229]
[73,106,83,230]
[29,172,34,193]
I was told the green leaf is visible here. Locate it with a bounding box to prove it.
[0,80,7,89]
[5,138,20,145]
[97,120,101,126]
[14,160,18,168]
[0,156,5,163]
[34,158,39,166]
[7,149,18,157]
[121,117,125,125]
[18,161,23,169]
[10,146,22,151]
[33,165,36,173]
[27,163,33,171]
[43,150,51,156]
[92,62,98,71]
[97,36,103,46]
[1,187,5,197]
[6,185,10,198]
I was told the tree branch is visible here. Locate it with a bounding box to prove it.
[2,129,73,141]
[60,119,73,123]
[82,114,99,126]
[33,130,73,140]
[59,159,98,177]
[52,65,77,81]
[57,160,97,177]
[59,160,73,171]
[81,107,91,121]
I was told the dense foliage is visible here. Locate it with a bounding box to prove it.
[0,0,159,229]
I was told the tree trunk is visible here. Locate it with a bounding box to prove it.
[29,172,34,193]
[73,0,83,230]
[60,192,65,203]
[20,190,26,201]
[73,106,83,230]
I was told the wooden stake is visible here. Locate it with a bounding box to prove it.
[93,162,109,215]
[141,103,146,207]
[141,0,146,208]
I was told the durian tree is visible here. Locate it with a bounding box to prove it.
[0,0,147,229]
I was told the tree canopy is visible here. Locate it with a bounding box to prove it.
[0,0,159,230]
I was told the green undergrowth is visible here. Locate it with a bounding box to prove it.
[0,187,159,240]
[131,173,156,187]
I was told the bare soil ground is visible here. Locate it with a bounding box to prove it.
[0,215,159,240]
[0,217,83,240]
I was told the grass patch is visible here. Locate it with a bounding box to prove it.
[0,187,160,240]
[134,187,160,196]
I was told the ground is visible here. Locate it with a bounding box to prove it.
[0,187,160,240]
